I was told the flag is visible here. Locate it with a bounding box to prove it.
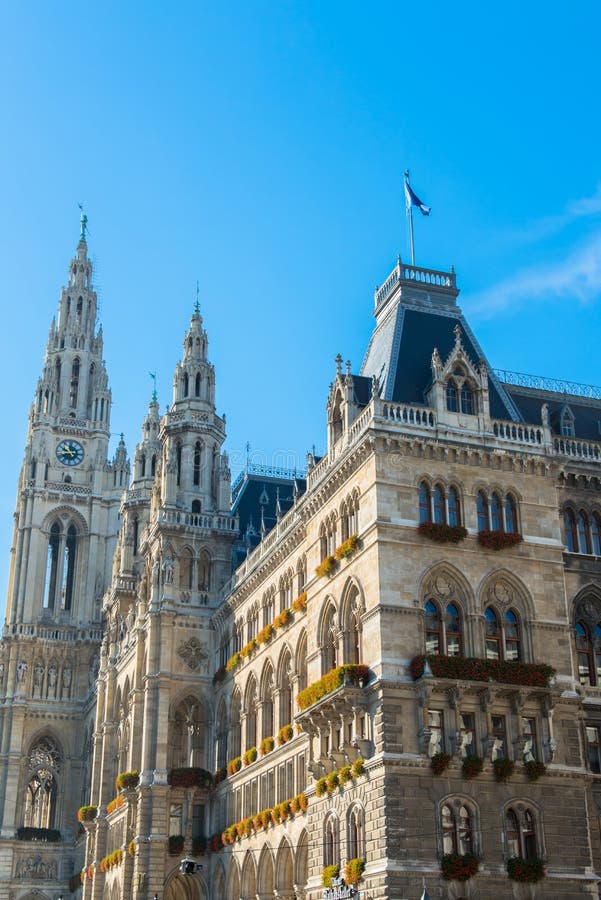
[404,180,431,216]
[420,882,430,900]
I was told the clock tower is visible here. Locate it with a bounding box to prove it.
[0,219,127,898]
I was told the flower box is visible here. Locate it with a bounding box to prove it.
[326,771,339,792]
[316,777,328,797]
[128,840,136,857]
[523,760,547,781]
[168,767,214,789]
[430,752,452,775]
[493,757,514,783]
[77,805,97,823]
[334,533,360,560]
[240,639,257,659]
[227,756,242,776]
[260,736,275,756]
[243,746,257,766]
[410,654,555,688]
[116,770,139,791]
[461,755,483,780]
[441,852,479,881]
[16,826,61,842]
[100,849,124,871]
[274,607,292,628]
[351,758,365,778]
[507,856,545,883]
[477,529,523,551]
[106,795,124,815]
[292,591,307,613]
[257,624,275,645]
[278,724,293,745]
[208,833,224,852]
[418,522,468,544]
[226,652,241,672]
[316,555,337,578]
[322,865,340,888]
[296,664,369,710]
[339,764,352,785]
[345,857,365,885]
[212,665,227,685]
[290,793,308,813]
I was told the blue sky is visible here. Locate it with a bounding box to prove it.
[1,2,601,603]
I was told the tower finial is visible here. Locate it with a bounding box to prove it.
[149,371,158,403]
[77,203,88,242]
[194,280,201,316]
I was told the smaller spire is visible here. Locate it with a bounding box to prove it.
[77,203,88,243]
[149,371,158,403]
[193,280,201,317]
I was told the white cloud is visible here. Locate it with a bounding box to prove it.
[465,231,601,320]
[510,183,601,244]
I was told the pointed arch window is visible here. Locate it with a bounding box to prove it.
[505,494,517,533]
[575,620,601,685]
[245,683,257,750]
[195,372,201,397]
[69,358,80,408]
[425,599,462,656]
[504,806,538,859]
[176,443,182,487]
[183,373,189,397]
[197,551,210,591]
[324,815,339,867]
[348,806,364,860]
[44,523,61,609]
[140,453,146,478]
[460,384,474,414]
[24,738,61,829]
[433,485,445,524]
[446,380,459,412]
[441,802,473,855]
[491,492,503,531]
[477,491,489,531]
[448,486,460,526]
[193,442,202,486]
[419,481,462,526]
[578,511,591,554]
[419,482,431,524]
[323,608,338,674]
[485,606,521,662]
[179,549,193,590]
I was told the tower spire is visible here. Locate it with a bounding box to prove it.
[77,203,88,243]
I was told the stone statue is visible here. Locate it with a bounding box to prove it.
[163,552,174,584]
[62,665,72,689]
[47,665,57,690]
[16,660,28,683]
[33,664,44,688]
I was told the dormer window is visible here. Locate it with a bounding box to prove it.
[559,404,575,437]
[445,367,476,414]
[446,380,458,412]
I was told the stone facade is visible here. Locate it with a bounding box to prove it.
[1,235,601,900]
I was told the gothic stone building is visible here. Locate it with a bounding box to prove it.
[1,232,601,900]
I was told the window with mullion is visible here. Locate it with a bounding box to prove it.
[485,607,501,660]
[505,494,517,533]
[504,609,521,661]
[477,491,489,531]
[419,482,431,524]
[425,600,442,654]
[445,603,462,656]
[491,493,503,531]
[448,486,460,526]
[433,485,446,524]
[586,724,601,773]
[521,717,538,762]
[575,621,595,685]
[564,509,578,552]
[578,511,592,554]
[592,515,601,555]
[446,381,459,412]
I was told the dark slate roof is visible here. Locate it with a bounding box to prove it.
[230,468,307,565]
[505,386,601,441]
[361,299,520,420]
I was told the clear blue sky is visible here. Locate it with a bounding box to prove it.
[1,2,601,605]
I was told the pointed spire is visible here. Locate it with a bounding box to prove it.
[193,280,201,318]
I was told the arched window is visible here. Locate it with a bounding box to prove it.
[230,692,241,758]
[132,517,139,556]
[245,682,257,750]
[279,657,292,729]
[44,522,61,609]
[441,802,473,855]
[575,621,601,685]
[297,631,308,692]
[419,482,431,524]
[445,603,462,656]
[151,454,157,476]
[446,380,458,412]
[24,737,61,829]
[564,509,578,552]
[323,608,338,673]
[491,493,502,531]
[433,485,445,524]
[324,815,338,867]
[505,494,517,533]
[425,600,462,656]
[504,806,539,859]
[262,671,274,739]
[191,499,201,514]
[425,600,442,654]
[70,358,80,408]
[179,549,193,590]
[578,511,591,554]
[592,515,601,555]
[193,442,202,487]
[448,487,460,526]
[183,373,189,397]
[170,697,204,769]
[460,384,474,415]
[195,372,201,397]
[198,551,210,590]
[485,606,522,661]
[477,491,489,531]
[348,806,364,860]
[349,611,361,664]
[176,443,182,487]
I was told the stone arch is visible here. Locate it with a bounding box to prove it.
[276,644,294,729]
[240,849,256,900]
[257,843,275,896]
[40,505,89,536]
[164,868,206,900]
[225,857,240,900]
[275,835,294,896]
[20,730,64,830]
[318,598,339,674]
[295,827,309,888]
[417,561,473,613]
[478,568,535,620]
[340,577,365,664]
[296,628,308,691]
[212,861,227,900]
[168,693,207,769]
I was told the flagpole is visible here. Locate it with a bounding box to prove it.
[405,170,415,266]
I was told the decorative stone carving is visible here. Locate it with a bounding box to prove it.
[177,637,208,673]
[15,856,58,879]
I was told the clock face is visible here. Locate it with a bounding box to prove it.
[56,439,84,467]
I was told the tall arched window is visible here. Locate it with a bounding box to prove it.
[324,815,338,867]
[419,482,431,523]
[348,806,364,860]
[349,611,361,664]
[323,608,338,673]
[491,493,502,531]
[179,549,193,590]
[505,494,517,533]
[460,384,474,414]
[151,454,157,476]
[198,551,210,591]
[24,737,61,829]
[297,631,308,692]
[441,802,473,855]
[448,487,460,526]
[70,358,80,408]
[424,600,462,656]
[63,524,77,611]
[578,511,591,554]
[564,509,578,552]
[193,442,202,486]
[44,523,61,609]
[195,372,201,397]
[433,485,445,524]
[575,621,601,685]
[230,692,241,758]
[477,491,489,531]
[504,806,538,859]
[279,655,292,728]
[183,373,189,397]
[169,697,204,768]
[262,671,274,739]
[176,443,182,486]
[245,682,257,750]
[446,380,458,412]
[485,606,522,662]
